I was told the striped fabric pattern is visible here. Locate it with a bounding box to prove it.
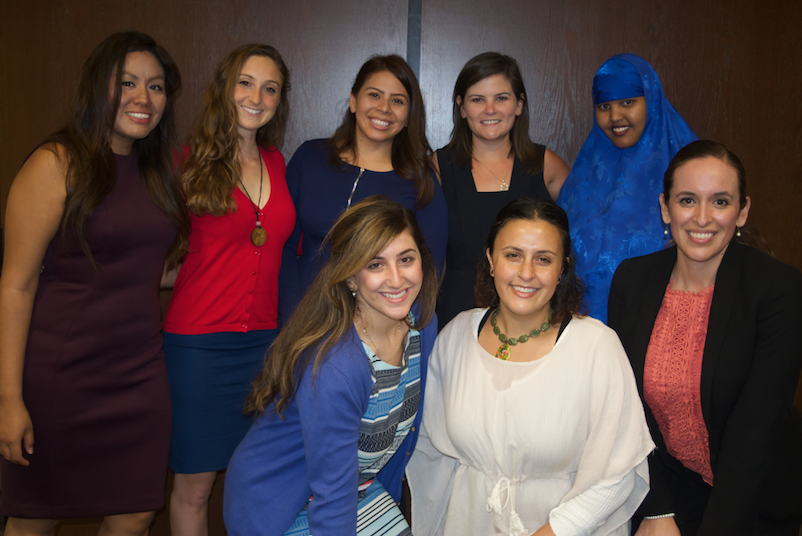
[282,328,421,536]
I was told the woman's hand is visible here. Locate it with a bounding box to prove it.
[0,398,34,465]
[634,517,681,536]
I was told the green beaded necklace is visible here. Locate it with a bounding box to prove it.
[490,307,553,360]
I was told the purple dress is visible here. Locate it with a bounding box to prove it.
[0,151,176,518]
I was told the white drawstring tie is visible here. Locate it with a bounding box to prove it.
[486,476,527,535]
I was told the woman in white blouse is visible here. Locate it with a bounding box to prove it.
[408,198,654,536]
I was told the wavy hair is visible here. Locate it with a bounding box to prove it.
[246,196,438,417]
[45,31,188,267]
[475,198,585,323]
[328,55,434,208]
[182,44,290,216]
[663,139,771,255]
[445,52,543,175]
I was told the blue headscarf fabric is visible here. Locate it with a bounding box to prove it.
[558,53,697,323]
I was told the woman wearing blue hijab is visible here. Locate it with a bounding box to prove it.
[559,54,697,323]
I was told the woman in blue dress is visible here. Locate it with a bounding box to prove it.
[224,196,439,536]
[278,55,447,322]
[558,53,697,322]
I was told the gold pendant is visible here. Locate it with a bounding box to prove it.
[251,226,267,247]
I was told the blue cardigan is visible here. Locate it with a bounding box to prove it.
[223,315,437,536]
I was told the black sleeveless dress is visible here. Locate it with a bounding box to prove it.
[436,146,550,329]
[0,151,176,518]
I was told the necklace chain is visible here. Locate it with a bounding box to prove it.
[238,151,265,246]
[477,158,511,191]
[356,304,406,362]
[490,307,553,360]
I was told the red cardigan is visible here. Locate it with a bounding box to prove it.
[164,146,295,334]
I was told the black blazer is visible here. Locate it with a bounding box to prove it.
[608,240,802,535]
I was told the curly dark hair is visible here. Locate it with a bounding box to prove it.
[474,198,585,323]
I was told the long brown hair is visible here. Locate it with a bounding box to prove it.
[182,44,290,216]
[328,55,434,208]
[445,52,544,175]
[475,198,585,323]
[45,31,188,267]
[246,196,438,417]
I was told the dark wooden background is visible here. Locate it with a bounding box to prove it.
[1,0,800,534]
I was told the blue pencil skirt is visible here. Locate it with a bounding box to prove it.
[164,329,277,474]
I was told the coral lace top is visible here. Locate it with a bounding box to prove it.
[644,282,715,485]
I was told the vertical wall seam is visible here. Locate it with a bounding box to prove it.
[406,0,422,78]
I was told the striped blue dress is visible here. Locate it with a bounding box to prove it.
[284,328,421,536]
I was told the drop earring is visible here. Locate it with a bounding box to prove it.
[736,226,741,238]
[663,224,670,238]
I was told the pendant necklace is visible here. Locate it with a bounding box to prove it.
[490,307,553,360]
[477,158,511,191]
[239,151,266,246]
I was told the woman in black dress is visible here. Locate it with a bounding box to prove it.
[435,52,570,328]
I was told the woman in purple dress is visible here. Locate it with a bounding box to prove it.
[0,31,188,535]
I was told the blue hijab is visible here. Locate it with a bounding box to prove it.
[558,53,697,323]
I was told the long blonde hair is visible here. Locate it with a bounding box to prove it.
[181,44,290,217]
[246,196,438,417]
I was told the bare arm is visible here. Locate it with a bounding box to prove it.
[634,517,681,536]
[544,149,570,201]
[0,144,67,465]
[531,523,556,536]
[160,263,181,289]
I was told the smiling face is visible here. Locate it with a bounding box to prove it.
[233,55,283,139]
[348,230,423,327]
[661,156,750,276]
[458,73,523,145]
[486,218,565,323]
[595,96,647,149]
[110,51,167,155]
[349,70,410,150]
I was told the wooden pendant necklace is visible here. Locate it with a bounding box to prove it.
[490,307,553,360]
[239,151,266,246]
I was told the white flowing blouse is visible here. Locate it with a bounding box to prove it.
[407,310,654,536]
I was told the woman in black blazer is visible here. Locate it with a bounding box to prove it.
[609,140,802,536]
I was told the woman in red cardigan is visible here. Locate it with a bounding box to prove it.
[162,44,295,535]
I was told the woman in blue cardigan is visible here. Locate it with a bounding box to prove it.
[224,196,439,536]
